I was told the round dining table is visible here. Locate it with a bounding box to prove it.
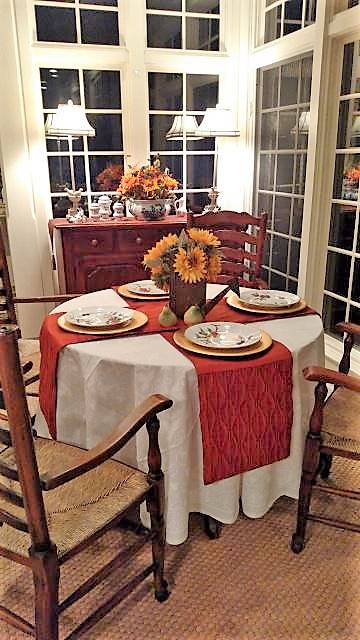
[35,285,324,545]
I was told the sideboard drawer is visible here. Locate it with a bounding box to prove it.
[67,229,115,254]
[115,228,166,253]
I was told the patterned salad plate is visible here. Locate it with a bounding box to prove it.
[173,327,272,358]
[118,280,169,300]
[227,294,307,315]
[185,322,261,350]
[239,289,300,309]
[63,306,134,329]
[58,309,148,335]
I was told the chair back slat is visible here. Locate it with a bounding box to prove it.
[0,458,19,481]
[0,327,50,549]
[187,209,267,282]
[0,230,17,325]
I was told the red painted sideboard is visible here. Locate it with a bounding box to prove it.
[49,217,186,294]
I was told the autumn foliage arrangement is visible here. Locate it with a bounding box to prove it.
[117,158,179,200]
[143,228,222,290]
[345,165,360,181]
[96,164,124,191]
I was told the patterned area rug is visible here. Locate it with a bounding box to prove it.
[1,456,360,639]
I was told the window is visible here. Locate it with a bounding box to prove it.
[148,72,218,210]
[253,54,312,293]
[41,68,123,216]
[146,0,220,50]
[35,0,120,45]
[323,40,360,344]
[263,0,316,45]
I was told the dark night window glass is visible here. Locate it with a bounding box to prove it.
[150,115,182,152]
[325,251,351,298]
[187,192,209,211]
[270,271,287,289]
[351,258,360,302]
[148,73,182,110]
[187,155,213,189]
[84,71,121,109]
[264,5,282,43]
[147,0,182,8]
[147,15,182,48]
[87,115,123,151]
[151,155,182,184]
[323,295,346,341]
[258,193,273,221]
[280,60,299,107]
[283,0,303,36]
[261,112,278,150]
[271,235,289,273]
[80,10,119,45]
[186,0,219,12]
[262,67,279,109]
[41,69,80,109]
[292,199,303,237]
[80,0,117,4]
[289,239,300,277]
[328,204,356,251]
[259,155,276,191]
[89,155,123,191]
[273,195,291,234]
[276,154,294,193]
[186,17,219,51]
[48,156,85,192]
[186,75,218,110]
[333,153,360,201]
[36,6,76,43]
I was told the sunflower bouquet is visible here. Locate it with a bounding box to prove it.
[143,228,222,290]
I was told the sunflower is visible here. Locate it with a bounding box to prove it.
[174,247,207,284]
[143,233,179,267]
[207,254,222,281]
[188,227,221,247]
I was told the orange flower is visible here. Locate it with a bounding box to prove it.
[174,247,207,284]
[117,158,179,200]
[207,254,222,281]
[188,228,221,247]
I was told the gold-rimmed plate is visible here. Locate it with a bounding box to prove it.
[227,294,307,315]
[173,328,272,358]
[117,284,169,301]
[57,310,148,335]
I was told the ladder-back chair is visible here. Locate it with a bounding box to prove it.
[187,210,268,287]
[291,321,360,553]
[0,325,172,639]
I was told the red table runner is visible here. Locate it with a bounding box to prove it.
[39,297,315,484]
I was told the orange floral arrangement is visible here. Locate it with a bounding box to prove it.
[117,158,179,200]
[143,228,222,290]
[96,163,123,191]
[345,165,360,181]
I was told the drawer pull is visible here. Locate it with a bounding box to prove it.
[91,239,99,247]
[135,236,143,245]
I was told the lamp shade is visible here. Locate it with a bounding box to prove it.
[166,115,203,140]
[352,115,360,135]
[291,110,310,135]
[45,100,95,138]
[195,105,240,137]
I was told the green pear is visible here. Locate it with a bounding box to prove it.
[158,304,177,327]
[183,305,204,326]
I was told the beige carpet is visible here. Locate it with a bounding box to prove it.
[1,456,360,639]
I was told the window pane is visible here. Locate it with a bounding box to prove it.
[263,233,271,264]
[186,0,220,12]
[147,0,181,9]
[259,155,275,190]
[187,135,215,152]
[149,73,182,110]
[147,15,182,48]
[188,192,209,211]
[337,99,360,149]
[272,235,288,273]
[41,69,80,109]
[262,67,279,109]
[270,271,287,289]
[323,295,346,340]
[278,110,297,149]
[84,70,121,109]
[283,0,303,37]
[80,10,119,45]
[351,258,360,301]
[264,5,281,44]
[150,115,182,151]
[186,17,219,51]
[325,251,351,297]
[341,43,356,95]
[292,199,303,237]
[333,153,360,200]
[276,154,294,192]
[258,193,273,219]
[89,155,123,191]
[289,239,300,277]
[349,305,360,346]
[260,112,277,150]
[187,155,212,188]
[80,0,117,4]
[300,56,312,103]
[329,203,356,250]
[36,6,76,42]
[273,195,291,234]
[87,115,122,151]
[48,156,85,192]
[151,155,182,184]
[305,0,317,22]
[280,60,299,107]
[186,75,218,110]
[294,153,307,194]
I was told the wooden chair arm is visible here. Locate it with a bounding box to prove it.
[336,321,360,337]
[303,366,360,392]
[40,394,173,490]
[14,294,79,304]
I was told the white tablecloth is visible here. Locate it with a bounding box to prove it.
[35,286,324,545]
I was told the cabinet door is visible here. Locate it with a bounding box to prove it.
[83,260,147,292]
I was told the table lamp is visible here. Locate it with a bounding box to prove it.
[195,105,240,212]
[45,100,95,220]
[166,115,203,140]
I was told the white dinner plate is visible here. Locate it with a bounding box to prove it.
[184,322,261,350]
[64,306,134,329]
[239,289,300,308]
[126,280,167,296]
